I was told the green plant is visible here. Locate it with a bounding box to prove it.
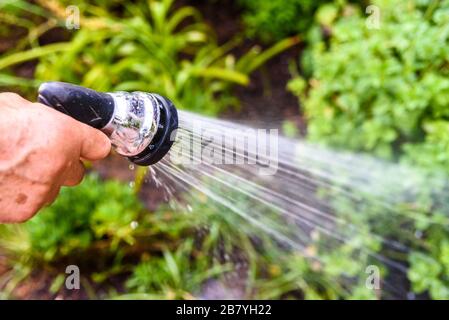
[0,167,382,300]
[0,174,143,262]
[144,172,384,299]
[125,239,230,299]
[290,0,449,162]
[0,0,304,299]
[289,0,449,299]
[0,0,298,116]
[238,0,364,43]
[0,0,422,300]
[408,247,449,299]
[407,198,449,299]
[0,173,147,297]
[0,174,233,298]
[238,0,324,42]
[0,0,54,88]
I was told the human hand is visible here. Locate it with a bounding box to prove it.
[0,92,111,223]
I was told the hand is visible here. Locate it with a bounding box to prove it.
[0,92,111,223]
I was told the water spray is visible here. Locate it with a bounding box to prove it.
[34,83,446,299]
[37,81,178,166]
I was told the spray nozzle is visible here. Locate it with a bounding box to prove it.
[38,81,178,166]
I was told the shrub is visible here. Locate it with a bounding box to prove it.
[289,0,449,162]
[238,0,365,43]
[289,0,449,299]
[238,0,325,42]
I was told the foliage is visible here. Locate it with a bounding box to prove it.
[0,0,306,300]
[289,0,449,299]
[0,0,298,116]
[289,0,449,162]
[0,174,143,261]
[0,174,143,297]
[0,174,217,298]
[142,177,379,300]
[0,0,54,88]
[407,207,449,299]
[125,240,229,299]
[408,250,449,299]
[238,0,326,42]
[2,0,449,301]
[238,0,365,43]
[0,171,377,299]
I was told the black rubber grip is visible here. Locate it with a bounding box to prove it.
[37,81,114,129]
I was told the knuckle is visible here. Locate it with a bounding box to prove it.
[30,102,52,113]
[0,92,23,102]
[0,92,30,108]
[30,102,44,108]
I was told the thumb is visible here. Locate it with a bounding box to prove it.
[79,123,111,161]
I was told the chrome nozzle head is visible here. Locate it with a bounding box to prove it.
[38,81,178,166]
[106,91,178,166]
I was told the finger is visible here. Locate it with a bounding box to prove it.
[79,123,111,161]
[62,160,85,186]
[31,100,111,161]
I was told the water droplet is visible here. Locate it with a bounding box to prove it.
[129,181,135,188]
[186,205,193,212]
[310,230,320,241]
[130,221,138,229]
[129,164,135,170]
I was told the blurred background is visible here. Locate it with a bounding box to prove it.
[1,0,449,300]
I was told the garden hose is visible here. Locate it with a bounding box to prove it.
[37,81,178,166]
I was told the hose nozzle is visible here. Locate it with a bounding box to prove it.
[38,82,178,166]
